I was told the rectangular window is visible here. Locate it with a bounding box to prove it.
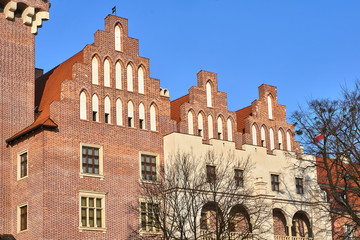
[19,205,27,231]
[296,178,304,194]
[141,155,157,181]
[218,132,222,139]
[140,202,160,233]
[139,119,144,129]
[198,129,202,137]
[92,111,97,121]
[79,191,106,231]
[234,169,244,187]
[20,152,28,178]
[82,146,99,174]
[345,224,356,240]
[128,117,133,127]
[271,174,280,191]
[104,113,109,123]
[206,165,216,183]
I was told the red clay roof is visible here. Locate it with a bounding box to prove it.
[6,51,84,144]
[235,106,252,132]
[170,94,189,123]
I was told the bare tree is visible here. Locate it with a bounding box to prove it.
[292,80,360,237]
[131,150,271,240]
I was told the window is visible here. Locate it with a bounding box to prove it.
[206,165,216,183]
[127,64,133,92]
[252,124,257,145]
[278,130,283,150]
[188,111,194,134]
[198,113,204,138]
[92,94,99,122]
[296,178,304,194]
[128,101,134,127]
[104,96,111,124]
[208,115,214,139]
[104,59,110,87]
[92,56,99,85]
[269,128,275,150]
[19,152,28,179]
[80,144,103,178]
[141,155,157,181]
[261,126,266,147]
[140,202,160,233]
[227,118,233,141]
[138,67,144,94]
[271,174,280,192]
[200,212,208,230]
[79,191,106,231]
[345,224,356,240]
[150,104,157,131]
[115,24,122,51]
[115,61,122,89]
[18,204,27,232]
[217,117,223,140]
[206,81,212,107]
[286,131,292,151]
[139,103,145,129]
[268,95,273,119]
[234,169,244,187]
[80,91,87,120]
[116,99,123,126]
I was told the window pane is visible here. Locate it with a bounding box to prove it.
[89,166,93,173]
[94,149,99,156]
[151,157,156,164]
[81,197,86,206]
[94,167,99,174]
[96,199,101,208]
[82,157,86,163]
[88,148,92,155]
[94,158,99,165]
[89,198,94,207]
[82,147,86,154]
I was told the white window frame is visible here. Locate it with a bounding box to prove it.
[17,150,28,181]
[80,143,104,180]
[17,203,28,233]
[79,190,107,233]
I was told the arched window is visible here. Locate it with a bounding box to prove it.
[115,25,122,51]
[278,130,283,150]
[217,117,223,140]
[116,99,123,126]
[252,124,257,145]
[206,81,212,107]
[150,104,156,131]
[227,118,233,141]
[104,96,111,124]
[127,64,133,92]
[92,94,99,122]
[261,126,266,147]
[139,103,145,129]
[104,59,110,87]
[115,62,122,89]
[92,57,99,85]
[188,111,194,135]
[286,131,292,151]
[138,67,144,94]
[269,128,275,150]
[198,113,204,137]
[268,95,273,119]
[127,101,134,127]
[208,115,214,139]
[80,91,87,120]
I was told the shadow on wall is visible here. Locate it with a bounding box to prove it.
[0,235,16,240]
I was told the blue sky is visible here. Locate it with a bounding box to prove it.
[36,0,360,119]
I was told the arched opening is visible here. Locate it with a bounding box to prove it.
[150,104,157,131]
[116,99,123,126]
[291,212,312,238]
[188,110,194,135]
[104,96,111,124]
[278,129,284,150]
[229,205,252,238]
[227,118,233,141]
[80,91,87,120]
[286,131,292,151]
[150,104,156,131]
[198,112,204,138]
[127,101,134,127]
[92,94,99,122]
[208,115,214,139]
[115,61,122,89]
[139,103,145,129]
[273,209,288,237]
[206,81,212,108]
[200,202,223,233]
[269,128,275,150]
[252,124,257,146]
[104,58,111,87]
[115,24,122,51]
[138,67,144,94]
[261,126,266,147]
[268,95,273,119]
[92,56,99,85]
[217,116,223,140]
[127,64,133,92]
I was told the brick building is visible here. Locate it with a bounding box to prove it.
[0,0,332,239]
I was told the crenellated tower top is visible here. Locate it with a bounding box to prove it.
[0,0,50,34]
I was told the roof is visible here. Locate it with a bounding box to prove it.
[6,51,84,144]
[170,94,189,123]
[235,106,252,132]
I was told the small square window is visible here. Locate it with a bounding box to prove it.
[271,174,280,192]
[296,178,304,194]
[234,169,244,187]
[141,155,157,181]
[206,165,216,183]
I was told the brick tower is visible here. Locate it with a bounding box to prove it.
[0,0,49,234]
